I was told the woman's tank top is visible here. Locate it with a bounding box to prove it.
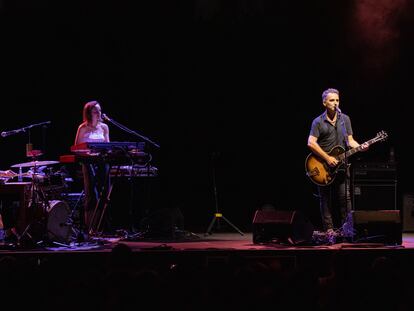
[82,124,105,142]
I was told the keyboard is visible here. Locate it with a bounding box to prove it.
[70,141,145,153]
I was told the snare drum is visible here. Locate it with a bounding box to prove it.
[37,174,68,199]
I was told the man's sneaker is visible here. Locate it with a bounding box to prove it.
[326,229,337,244]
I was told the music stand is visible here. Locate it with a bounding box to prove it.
[205,153,243,236]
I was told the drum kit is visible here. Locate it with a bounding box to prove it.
[9,159,77,246]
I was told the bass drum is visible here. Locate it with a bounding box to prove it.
[46,200,72,244]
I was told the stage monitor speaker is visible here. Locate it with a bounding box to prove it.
[353,183,396,210]
[402,194,414,232]
[139,207,184,239]
[252,210,314,245]
[351,210,402,245]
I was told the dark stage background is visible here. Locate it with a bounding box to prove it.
[0,0,413,232]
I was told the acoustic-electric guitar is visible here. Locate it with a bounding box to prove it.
[305,130,388,186]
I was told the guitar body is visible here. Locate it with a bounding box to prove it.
[305,145,346,186]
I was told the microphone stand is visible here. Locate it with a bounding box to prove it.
[103,114,160,149]
[337,109,351,236]
[2,121,51,180]
[1,121,51,138]
[102,114,160,236]
[204,152,244,236]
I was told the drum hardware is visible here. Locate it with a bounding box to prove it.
[39,173,67,195]
[2,122,65,246]
[63,190,87,242]
[16,163,73,247]
[17,164,51,246]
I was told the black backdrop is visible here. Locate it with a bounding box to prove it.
[1,0,413,232]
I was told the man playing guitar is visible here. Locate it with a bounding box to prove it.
[307,88,368,238]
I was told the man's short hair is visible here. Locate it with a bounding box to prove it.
[322,88,339,102]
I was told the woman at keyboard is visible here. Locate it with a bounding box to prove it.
[74,100,110,238]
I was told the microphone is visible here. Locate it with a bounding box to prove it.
[1,129,21,137]
[101,113,111,122]
[335,106,341,114]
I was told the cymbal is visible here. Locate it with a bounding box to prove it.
[11,160,59,168]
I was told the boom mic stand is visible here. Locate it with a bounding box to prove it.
[102,113,160,149]
[1,121,51,139]
[205,152,244,236]
[101,114,160,236]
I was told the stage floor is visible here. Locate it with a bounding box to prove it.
[2,231,414,255]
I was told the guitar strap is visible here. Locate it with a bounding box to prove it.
[337,114,350,149]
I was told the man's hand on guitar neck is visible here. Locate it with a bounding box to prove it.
[360,142,369,151]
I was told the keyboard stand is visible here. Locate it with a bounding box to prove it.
[87,163,112,236]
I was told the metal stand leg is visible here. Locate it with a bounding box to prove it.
[88,164,112,236]
[204,153,243,236]
[18,178,50,247]
[94,183,114,235]
[205,212,244,236]
[64,190,86,242]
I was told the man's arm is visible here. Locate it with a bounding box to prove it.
[348,135,369,150]
[0,170,17,177]
[308,135,339,167]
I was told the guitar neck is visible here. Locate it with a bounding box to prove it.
[337,137,379,161]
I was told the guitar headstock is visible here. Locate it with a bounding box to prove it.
[375,130,388,142]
